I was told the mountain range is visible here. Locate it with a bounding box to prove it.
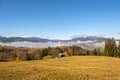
[0,36,105,42]
[0,36,106,50]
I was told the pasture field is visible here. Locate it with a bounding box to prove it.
[0,56,120,80]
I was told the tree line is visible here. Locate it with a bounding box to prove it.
[0,38,120,61]
[0,46,89,61]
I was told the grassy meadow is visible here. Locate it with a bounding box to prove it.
[0,56,120,80]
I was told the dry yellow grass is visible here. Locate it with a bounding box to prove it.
[0,56,120,80]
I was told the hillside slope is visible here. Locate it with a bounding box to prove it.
[0,56,120,80]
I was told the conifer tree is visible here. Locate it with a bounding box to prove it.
[117,41,120,57]
[93,48,97,56]
[104,38,117,57]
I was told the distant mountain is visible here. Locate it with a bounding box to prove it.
[0,36,106,49]
[71,36,105,41]
[0,36,50,42]
[0,36,105,42]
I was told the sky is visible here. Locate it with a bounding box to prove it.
[0,0,120,40]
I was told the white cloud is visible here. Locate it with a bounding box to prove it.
[96,34,106,37]
[117,32,120,35]
[71,34,88,39]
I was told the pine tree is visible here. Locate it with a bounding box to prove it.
[93,48,98,56]
[41,49,48,57]
[117,41,120,57]
[111,38,117,57]
[97,48,101,56]
[104,38,109,56]
[104,38,117,57]
[86,50,90,56]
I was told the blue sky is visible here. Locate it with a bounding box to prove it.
[0,0,120,40]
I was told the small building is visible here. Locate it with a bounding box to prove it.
[58,52,68,58]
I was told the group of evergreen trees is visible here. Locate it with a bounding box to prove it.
[104,38,120,57]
